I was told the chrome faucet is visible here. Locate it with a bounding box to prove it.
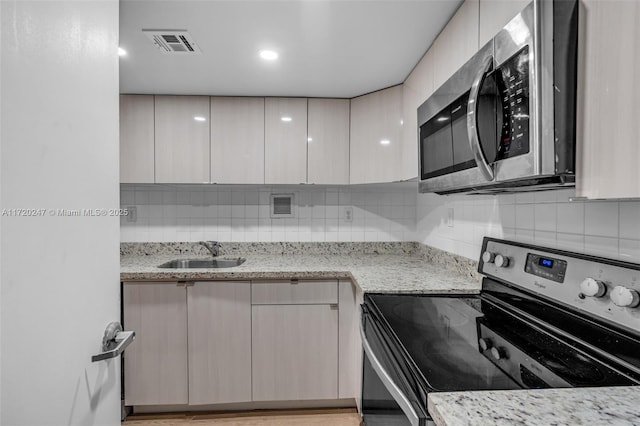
[199,241,221,257]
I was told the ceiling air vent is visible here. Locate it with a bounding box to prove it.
[270,194,296,218]
[142,30,201,54]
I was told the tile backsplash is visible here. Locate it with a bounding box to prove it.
[416,188,640,263]
[121,184,639,263]
[120,183,417,243]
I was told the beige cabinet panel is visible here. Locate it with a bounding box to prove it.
[251,280,338,305]
[210,97,265,184]
[338,280,363,401]
[155,95,210,183]
[402,48,436,181]
[264,98,308,184]
[307,98,350,184]
[187,281,252,405]
[252,304,339,401]
[120,95,155,183]
[431,0,479,91]
[576,0,640,199]
[123,282,188,406]
[479,0,530,46]
[350,85,404,184]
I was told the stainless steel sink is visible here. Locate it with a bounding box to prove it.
[157,258,246,269]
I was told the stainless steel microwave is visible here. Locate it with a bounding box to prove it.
[418,0,578,194]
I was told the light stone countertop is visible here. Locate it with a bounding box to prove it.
[120,250,481,294]
[428,387,640,426]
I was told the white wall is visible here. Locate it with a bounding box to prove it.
[417,188,640,263]
[121,184,417,243]
[1,2,121,425]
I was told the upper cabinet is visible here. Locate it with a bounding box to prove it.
[307,98,350,185]
[264,98,308,184]
[210,97,265,184]
[478,0,531,47]
[430,0,479,92]
[350,85,404,184]
[120,95,155,183]
[576,0,640,199]
[154,95,210,184]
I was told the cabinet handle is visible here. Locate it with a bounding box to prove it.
[290,279,299,285]
[177,281,194,287]
[330,304,338,310]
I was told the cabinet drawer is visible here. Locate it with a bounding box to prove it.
[251,280,338,305]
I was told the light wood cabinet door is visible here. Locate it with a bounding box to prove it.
[478,0,530,46]
[187,281,252,405]
[576,0,640,199]
[338,280,363,401]
[123,282,188,406]
[307,98,350,184]
[210,97,265,184]
[430,0,479,91]
[350,85,404,184]
[155,95,210,183]
[252,304,339,401]
[264,98,308,184]
[120,95,155,183]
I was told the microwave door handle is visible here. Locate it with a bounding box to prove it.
[467,55,495,181]
[359,319,422,426]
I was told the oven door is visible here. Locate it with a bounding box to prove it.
[360,305,431,426]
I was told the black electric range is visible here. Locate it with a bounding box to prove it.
[360,238,640,426]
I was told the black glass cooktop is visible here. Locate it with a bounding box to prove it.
[365,283,640,393]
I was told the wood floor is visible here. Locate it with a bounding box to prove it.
[123,408,362,426]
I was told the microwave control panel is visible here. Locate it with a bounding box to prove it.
[495,46,530,161]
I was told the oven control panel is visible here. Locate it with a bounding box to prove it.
[479,238,640,333]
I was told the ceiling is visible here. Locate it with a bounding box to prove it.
[119,0,463,98]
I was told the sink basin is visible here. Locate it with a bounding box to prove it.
[157,258,246,269]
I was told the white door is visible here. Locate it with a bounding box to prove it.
[1,1,121,425]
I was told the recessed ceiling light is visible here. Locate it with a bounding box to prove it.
[260,50,278,60]
[281,116,292,122]
[193,116,206,122]
[380,139,391,145]
[118,47,127,56]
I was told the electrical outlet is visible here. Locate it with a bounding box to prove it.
[343,206,353,222]
[447,208,454,227]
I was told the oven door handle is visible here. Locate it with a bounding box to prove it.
[359,319,422,426]
[467,54,495,182]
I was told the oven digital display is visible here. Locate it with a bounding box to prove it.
[539,258,554,268]
[525,253,567,283]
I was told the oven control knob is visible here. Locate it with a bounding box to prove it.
[610,286,640,308]
[495,255,510,268]
[490,346,507,360]
[580,278,607,298]
[478,338,492,351]
[482,251,496,263]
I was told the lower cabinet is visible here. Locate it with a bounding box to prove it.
[123,279,360,408]
[187,281,252,405]
[123,282,189,406]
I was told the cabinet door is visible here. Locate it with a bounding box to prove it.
[350,85,404,184]
[264,98,308,184]
[155,95,210,183]
[430,0,479,91]
[210,97,265,184]
[307,99,350,184]
[252,304,338,401]
[123,282,188,406]
[187,281,252,405]
[576,0,640,199]
[338,280,363,401]
[479,0,530,46]
[120,95,155,183]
